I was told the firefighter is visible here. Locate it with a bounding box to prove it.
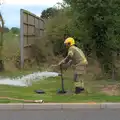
[58,37,88,94]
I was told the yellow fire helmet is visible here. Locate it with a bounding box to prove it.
[64,37,75,46]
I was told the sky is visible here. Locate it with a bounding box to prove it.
[0,0,63,28]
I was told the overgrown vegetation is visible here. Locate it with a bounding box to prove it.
[38,0,120,80]
[1,0,120,80]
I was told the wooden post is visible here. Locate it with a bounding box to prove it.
[0,12,4,71]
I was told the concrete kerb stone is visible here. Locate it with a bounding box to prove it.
[0,103,24,110]
[21,103,120,110]
[23,103,120,110]
[61,103,101,110]
[0,103,120,110]
[101,103,120,109]
[23,103,62,110]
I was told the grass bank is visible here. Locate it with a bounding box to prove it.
[0,70,120,103]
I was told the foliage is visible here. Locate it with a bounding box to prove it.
[4,26,9,33]
[63,0,120,75]
[2,0,120,78]
[10,27,20,34]
[45,7,72,56]
[2,31,20,71]
[41,7,58,19]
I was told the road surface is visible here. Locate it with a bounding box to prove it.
[0,103,120,120]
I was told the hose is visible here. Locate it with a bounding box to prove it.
[0,96,44,103]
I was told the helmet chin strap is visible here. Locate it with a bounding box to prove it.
[68,42,71,46]
[65,42,75,48]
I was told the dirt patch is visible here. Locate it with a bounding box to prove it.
[101,84,120,96]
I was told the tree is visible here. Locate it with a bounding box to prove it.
[4,26,9,32]
[41,7,58,19]
[45,7,72,56]
[64,0,120,76]
[11,27,20,34]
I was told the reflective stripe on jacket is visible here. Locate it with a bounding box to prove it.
[68,46,88,65]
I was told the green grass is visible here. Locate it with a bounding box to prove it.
[0,70,120,103]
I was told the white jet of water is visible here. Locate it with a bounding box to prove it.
[0,71,59,87]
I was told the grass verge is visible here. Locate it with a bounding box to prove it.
[0,70,120,103]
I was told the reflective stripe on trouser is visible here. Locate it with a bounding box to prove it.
[74,74,84,88]
[74,80,84,88]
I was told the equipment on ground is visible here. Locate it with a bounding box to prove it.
[34,90,45,94]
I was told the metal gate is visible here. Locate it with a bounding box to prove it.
[20,9,45,68]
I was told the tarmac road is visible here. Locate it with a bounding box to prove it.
[0,103,120,120]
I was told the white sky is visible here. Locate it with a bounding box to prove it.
[0,0,63,28]
[3,0,63,6]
